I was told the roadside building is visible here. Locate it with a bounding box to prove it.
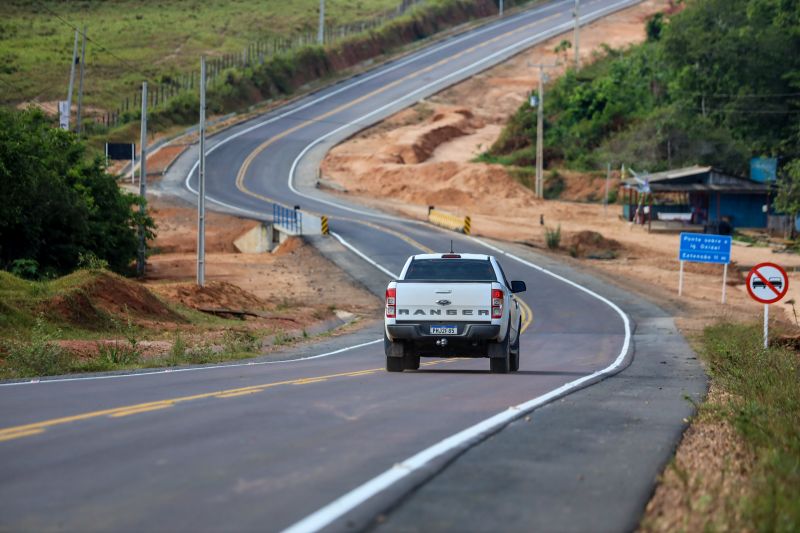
[621,165,776,233]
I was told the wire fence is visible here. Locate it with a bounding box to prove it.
[99,0,428,129]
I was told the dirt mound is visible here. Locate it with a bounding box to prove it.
[327,159,537,212]
[378,107,481,165]
[150,281,268,311]
[567,231,623,259]
[272,236,305,256]
[46,271,183,328]
[554,170,622,202]
[150,196,259,254]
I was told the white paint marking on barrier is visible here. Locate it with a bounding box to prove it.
[282,235,632,533]
[0,339,382,388]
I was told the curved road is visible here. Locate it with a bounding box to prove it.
[0,1,705,532]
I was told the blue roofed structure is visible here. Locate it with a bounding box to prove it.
[621,165,776,233]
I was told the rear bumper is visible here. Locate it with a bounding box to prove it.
[387,323,500,342]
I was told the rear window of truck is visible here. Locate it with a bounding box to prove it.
[403,259,497,281]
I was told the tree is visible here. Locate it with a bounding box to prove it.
[775,160,800,220]
[0,108,155,277]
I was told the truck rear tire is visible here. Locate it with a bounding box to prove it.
[404,353,420,370]
[489,326,511,374]
[386,356,404,372]
[490,354,510,373]
[510,320,521,372]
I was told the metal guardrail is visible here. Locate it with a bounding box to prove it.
[273,204,301,234]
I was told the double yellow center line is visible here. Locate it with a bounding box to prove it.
[0,359,462,443]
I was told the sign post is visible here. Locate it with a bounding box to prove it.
[678,233,732,303]
[746,262,789,348]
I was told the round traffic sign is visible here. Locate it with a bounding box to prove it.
[746,262,789,304]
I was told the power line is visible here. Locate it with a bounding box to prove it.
[685,107,800,115]
[674,90,800,99]
[33,1,143,78]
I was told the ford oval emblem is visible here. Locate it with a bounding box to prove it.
[436,299,451,306]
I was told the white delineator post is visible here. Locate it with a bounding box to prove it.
[197,56,207,288]
[721,263,728,304]
[678,260,684,296]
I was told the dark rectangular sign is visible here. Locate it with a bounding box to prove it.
[106,142,135,160]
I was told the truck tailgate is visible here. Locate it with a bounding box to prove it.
[395,282,492,322]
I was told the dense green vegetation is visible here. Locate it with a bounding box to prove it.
[487,0,800,178]
[700,322,800,530]
[0,108,154,278]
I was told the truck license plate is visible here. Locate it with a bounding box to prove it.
[430,325,457,335]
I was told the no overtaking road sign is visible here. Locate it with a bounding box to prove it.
[746,262,789,349]
[746,262,789,304]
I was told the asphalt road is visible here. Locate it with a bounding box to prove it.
[0,1,706,531]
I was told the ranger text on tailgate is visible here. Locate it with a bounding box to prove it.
[384,253,526,373]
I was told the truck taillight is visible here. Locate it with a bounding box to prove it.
[492,288,503,319]
[386,287,396,318]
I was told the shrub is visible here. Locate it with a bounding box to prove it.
[544,225,561,249]
[96,340,140,367]
[221,330,260,354]
[3,317,70,377]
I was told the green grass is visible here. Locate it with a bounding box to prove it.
[0,0,402,109]
[701,322,800,530]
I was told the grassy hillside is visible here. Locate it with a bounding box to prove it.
[0,0,407,109]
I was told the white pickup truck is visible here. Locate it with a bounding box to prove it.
[384,253,526,374]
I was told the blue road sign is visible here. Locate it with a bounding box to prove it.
[750,157,778,183]
[679,233,731,264]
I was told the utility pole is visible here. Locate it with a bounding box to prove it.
[317,0,325,45]
[604,162,611,215]
[536,66,545,198]
[529,63,556,198]
[76,26,87,134]
[137,81,148,277]
[573,0,580,68]
[65,29,79,131]
[197,57,207,287]
[499,0,504,17]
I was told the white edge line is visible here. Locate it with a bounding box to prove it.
[281,235,632,533]
[0,339,382,388]
[330,231,398,279]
